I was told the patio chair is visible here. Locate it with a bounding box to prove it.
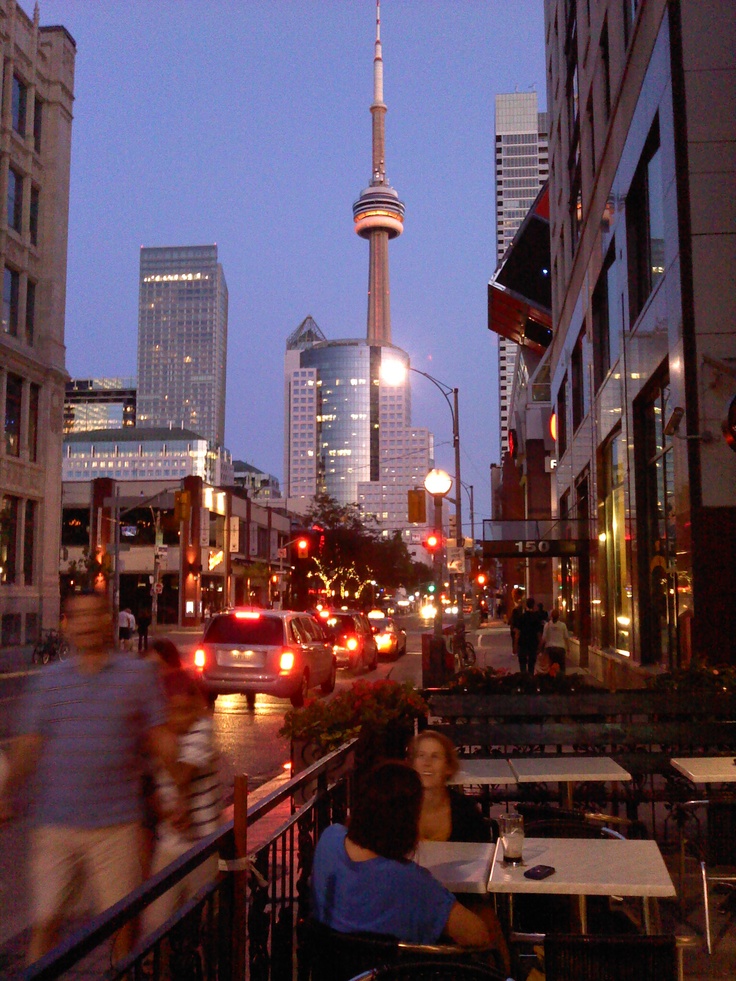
[697,792,736,954]
[302,919,505,981]
[345,963,508,980]
[544,933,678,981]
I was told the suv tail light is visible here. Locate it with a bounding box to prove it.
[346,636,359,651]
[279,650,296,673]
[194,647,206,669]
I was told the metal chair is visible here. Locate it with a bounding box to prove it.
[697,793,736,954]
[544,933,678,981]
[303,919,506,981]
[345,962,508,980]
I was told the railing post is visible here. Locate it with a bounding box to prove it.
[233,773,248,980]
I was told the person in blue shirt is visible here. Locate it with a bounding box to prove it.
[311,760,507,965]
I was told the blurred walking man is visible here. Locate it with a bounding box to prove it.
[0,591,180,965]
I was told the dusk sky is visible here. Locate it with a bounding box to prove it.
[46,0,547,529]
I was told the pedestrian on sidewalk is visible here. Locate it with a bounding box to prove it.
[517,598,543,675]
[541,607,570,674]
[509,596,524,655]
[136,607,152,653]
[0,590,183,967]
[142,669,222,936]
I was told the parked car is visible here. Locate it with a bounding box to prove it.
[193,609,336,708]
[367,613,407,661]
[321,610,379,672]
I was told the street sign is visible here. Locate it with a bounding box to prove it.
[152,582,163,594]
[446,545,465,573]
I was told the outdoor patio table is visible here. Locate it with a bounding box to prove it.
[486,836,675,935]
[670,757,736,784]
[448,759,517,786]
[507,755,632,809]
[414,840,496,895]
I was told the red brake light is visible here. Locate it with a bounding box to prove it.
[194,647,206,669]
[235,611,261,620]
[279,650,296,672]
[346,636,359,651]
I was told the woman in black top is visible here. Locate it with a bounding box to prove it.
[408,730,490,843]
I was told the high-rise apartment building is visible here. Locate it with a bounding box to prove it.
[137,245,228,446]
[0,2,75,644]
[495,92,548,457]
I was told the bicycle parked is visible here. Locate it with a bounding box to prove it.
[31,629,71,665]
[448,621,476,672]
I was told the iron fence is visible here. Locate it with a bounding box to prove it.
[26,741,356,981]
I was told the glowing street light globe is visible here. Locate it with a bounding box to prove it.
[424,468,452,498]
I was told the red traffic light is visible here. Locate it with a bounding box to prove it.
[423,532,442,553]
[477,573,487,586]
[296,537,309,557]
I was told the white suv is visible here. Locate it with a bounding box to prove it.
[194,609,336,708]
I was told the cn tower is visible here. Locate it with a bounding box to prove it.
[352,0,405,345]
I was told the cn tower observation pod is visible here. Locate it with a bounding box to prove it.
[353,181,405,239]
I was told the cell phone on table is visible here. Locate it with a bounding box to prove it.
[524,864,556,880]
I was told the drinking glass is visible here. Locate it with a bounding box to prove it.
[500,812,525,866]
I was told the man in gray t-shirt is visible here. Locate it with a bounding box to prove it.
[0,591,180,966]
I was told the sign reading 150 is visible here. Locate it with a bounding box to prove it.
[514,541,551,553]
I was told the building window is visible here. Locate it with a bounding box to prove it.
[5,373,22,456]
[30,185,39,245]
[592,243,622,390]
[33,96,43,153]
[29,383,39,462]
[626,116,664,326]
[557,374,568,457]
[23,499,35,585]
[571,333,585,432]
[599,430,631,653]
[12,75,27,136]
[0,495,20,584]
[7,167,23,232]
[25,279,36,344]
[3,267,20,336]
[634,375,677,667]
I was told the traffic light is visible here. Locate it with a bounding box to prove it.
[476,572,487,587]
[296,537,309,558]
[427,583,436,594]
[407,488,426,523]
[423,531,442,554]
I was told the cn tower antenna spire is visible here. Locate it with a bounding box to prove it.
[353,0,405,345]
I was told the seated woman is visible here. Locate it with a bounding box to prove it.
[409,730,493,843]
[311,760,506,962]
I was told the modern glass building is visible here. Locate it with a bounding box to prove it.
[284,323,433,547]
[137,245,228,446]
[64,377,137,433]
[495,92,549,458]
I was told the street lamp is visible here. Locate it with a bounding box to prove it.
[424,468,451,683]
[382,360,466,624]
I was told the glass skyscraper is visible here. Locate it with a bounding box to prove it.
[137,245,228,445]
[495,92,548,457]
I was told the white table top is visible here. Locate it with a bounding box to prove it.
[414,841,496,895]
[508,756,632,784]
[670,756,736,783]
[448,759,517,786]
[487,837,675,898]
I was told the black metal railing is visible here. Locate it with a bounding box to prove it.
[26,741,356,981]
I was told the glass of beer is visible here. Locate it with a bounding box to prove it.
[500,812,525,866]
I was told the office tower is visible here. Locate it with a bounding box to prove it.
[64,377,137,433]
[0,3,75,642]
[137,245,228,446]
[495,92,548,457]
